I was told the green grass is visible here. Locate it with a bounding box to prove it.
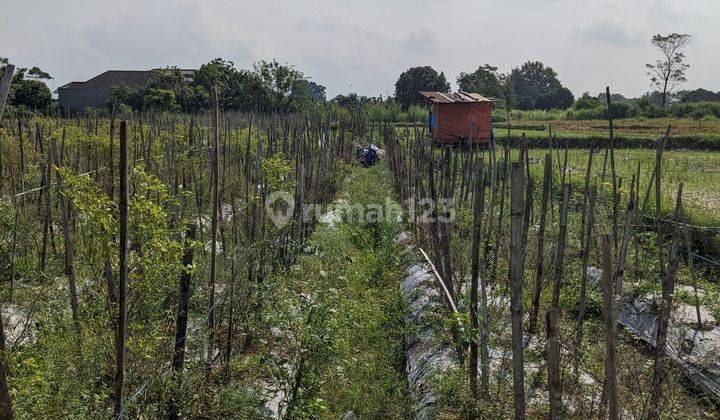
[494,117,720,150]
[264,163,410,418]
[529,148,720,224]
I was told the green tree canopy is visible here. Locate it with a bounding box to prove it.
[678,88,720,103]
[574,92,601,110]
[254,60,309,112]
[394,66,450,109]
[332,93,376,108]
[108,58,325,113]
[0,57,9,75]
[27,66,53,80]
[188,58,311,112]
[509,61,574,110]
[7,65,52,111]
[108,83,139,109]
[142,88,179,112]
[306,81,326,102]
[456,65,502,98]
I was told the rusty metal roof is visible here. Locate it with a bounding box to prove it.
[419,91,493,103]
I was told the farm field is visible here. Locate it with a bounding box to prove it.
[0,112,719,418]
[527,148,720,250]
[385,130,720,417]
[5,0,720,417]
[495,117,720,150]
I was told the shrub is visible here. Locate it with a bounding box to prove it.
[668,101,720,119]
[636,97,667,118]
[565,106,604,120]
[574,94,602,110]
[565,102,633,120]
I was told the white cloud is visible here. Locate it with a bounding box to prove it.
[401,27,439,53]
[1,0,718,98]
[576,21,642,46]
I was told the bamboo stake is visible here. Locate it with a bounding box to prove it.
[602,234,618,420]
[606,87,619,247]
[615,175,636,295]
[51,135,81,335]
[469,157,485,404]
[680,206,702,330]
[552,184,571,309]
[528,153,552,336]
[547,307,562,419]
[441,147,454,294]
[114,121,129,418]
[169,223,197,420]
[0,64,14,121]
[419,248,458,314]
[207,85,220,371]
[0,65,14,420]
[509,161,526,420]
[648,183,683,419]
[574,185,596,378]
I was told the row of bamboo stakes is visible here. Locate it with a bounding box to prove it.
[0,65,366,417]
[385,88,702,419]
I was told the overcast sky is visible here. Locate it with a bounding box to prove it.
[2,0,718,99]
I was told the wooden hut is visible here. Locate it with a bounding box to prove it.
[420,91,493,145]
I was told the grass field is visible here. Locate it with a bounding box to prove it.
[526,148,720,226]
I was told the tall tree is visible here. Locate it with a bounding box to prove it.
[394,66,450,109]
[305,81,327,102]
[509,61,573,110]
[646,33,691,108]
[26,66,53,81]
[456,65,503,98]
[254,59,307,112]
[7,66,52,110]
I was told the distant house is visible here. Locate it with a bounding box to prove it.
[420,91,494,145]
[57,69,195,110]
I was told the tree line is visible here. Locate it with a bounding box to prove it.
[393,61,574,111]
[2,32,713,118]
[109,59,326,113]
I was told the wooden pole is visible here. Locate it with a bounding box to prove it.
[114,121,129,417]
[0,65,13,410]
[169,223,197,419]
[546,308,562,419]
[469,157,485,404]
[528,153,551,336]
[606,87,619,247]
[648,184,682,418]
[574,185,596,378]
[208,85,220,370]
[615,176,636,295]
[552,184,571,309]
[51,135,80,335]
[0,64,14,121]
[440,147,454,294]
[602,234,618,420]
[509,161,526,420]
[680,207,702,330]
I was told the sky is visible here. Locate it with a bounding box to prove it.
[2,0,718,99]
